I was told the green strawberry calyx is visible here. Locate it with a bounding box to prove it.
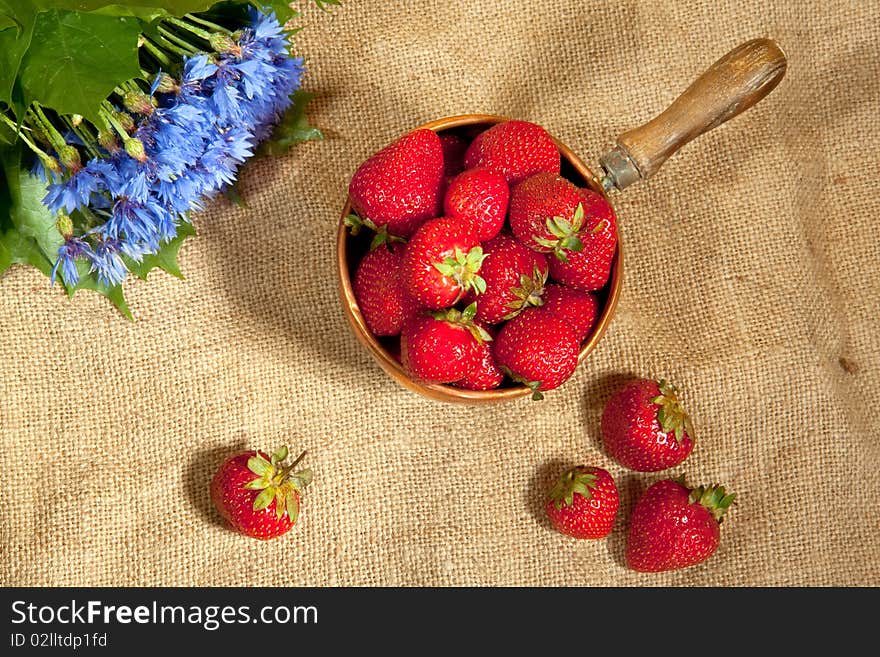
[533,203,585,262]
[431,302,492,344]
[244,447,313,523]
[344,213,406,251]
[549,467,597,510]
[500,366,544,401]
[688,483,736,523]
[502,265,547,320]
[433,246,488,302]
[651,379,695,444]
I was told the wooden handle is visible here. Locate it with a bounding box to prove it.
[599,38,787,191]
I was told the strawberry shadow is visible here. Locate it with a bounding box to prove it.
[184,441,248,530]
[605,472,645,569]
[526,459,569,531]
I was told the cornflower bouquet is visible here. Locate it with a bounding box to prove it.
[0,1,336,317]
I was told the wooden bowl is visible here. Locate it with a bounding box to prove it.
[336,114,623,404]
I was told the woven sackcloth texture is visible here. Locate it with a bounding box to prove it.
[1,1,878,587]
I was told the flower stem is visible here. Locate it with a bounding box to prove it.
[140,36,172,66]
[100,105,131,141]
[154,31,195,57]
[0,114,45,155]
[185,13,230,34]
[63,116,100,159]
[0,112,62,175]
[157,25,199,54]
[166,16,212,41]
[30,104,67,151]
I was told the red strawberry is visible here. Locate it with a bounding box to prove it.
[463,120,560,184]
[626,479,736,572]
[453,322,504,390]
[439,133,468,177]
[547,196,617,291]
[400,303,490,383]
[348,129,444,238]
[545,466,619,539]
[541,284,599,342]
[494,308,579,399]
[601,379,695,472]
[462,233,548,324]
[210,446,312,540]
[443,168,509,242]
[508,173,582,253]
[353,245,420,336]
[509,173,615,265]
[401,216,486,309]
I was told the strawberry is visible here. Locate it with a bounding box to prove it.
[601,379,695,472]
[348,129,444,238]
[546,195,617,291]
[541,284,599,342]
[508,173,583,254]
[462,233,548,324]
[626,479,736,572]
[400,303,490,383]
[546,466,619,539]
[210,446,312,540]
[509,173,615,265]
[463,120,560,184]
[453,322,504,390]
[439,133,468,177]
[443,168,509,242]
[493,308,579,399]
[353,244,420,336]
[400,216,486,309]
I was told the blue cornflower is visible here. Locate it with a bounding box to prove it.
[88,238,129,287]
[198,125,255,189]
[43,160,111,213]
[51,237,92,286]
[103,197,170,248]
[182,54,218,83]
[35,9,306,290]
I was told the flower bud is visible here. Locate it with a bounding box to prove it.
[57,144,82,172]
[115,111,135,133]
[97,129,119,153]
[122,89,155,115]
[209,32,240,56]
[40,153,62,175]
[56,213,74,238]
[154,73,179,94]
[71,114,83,127]
[124,137,147,162]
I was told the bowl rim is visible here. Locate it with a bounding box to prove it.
[336,114,624,404]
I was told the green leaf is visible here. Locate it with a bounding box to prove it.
[67,273,133,320]
[286,490,299,524]
[127,221,195,280]
[294,468,313,488]
[18,10,143,123]
[0,146,61,269]
[271,445,288,464]
[0,21,35,112]
[250,0,301,24]
[256,90,323,157]
[247,454,272,477]
[252,487,274,511]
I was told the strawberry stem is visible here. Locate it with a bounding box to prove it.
[280,449,308,478]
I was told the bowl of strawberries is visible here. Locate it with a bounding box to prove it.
[337,114,622,403]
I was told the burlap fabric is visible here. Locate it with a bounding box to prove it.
[1,1,878,587]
